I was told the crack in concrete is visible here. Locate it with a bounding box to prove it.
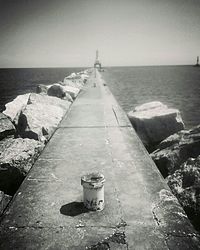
[112,106,120,126]
[27,175,63,182]
[82,200,128,249]
[165,232,200,239]
[85,231,128,250]
[8,225,66,230]
[7,221,128,231]
[152,209,161,226]
[83,224,127,230]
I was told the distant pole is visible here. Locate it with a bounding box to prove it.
[94,50,98,78]
[94,68,96,87]
[197,56,199,65]
[96,50,98,61]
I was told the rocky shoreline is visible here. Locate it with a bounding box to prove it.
[128,101,200,231]
[0,69,90,215]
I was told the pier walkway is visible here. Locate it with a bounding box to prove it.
[0,70,199,249]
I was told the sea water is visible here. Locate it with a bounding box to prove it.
[0,67,84,111]
[102,65,200,128]
[0,66,200,128]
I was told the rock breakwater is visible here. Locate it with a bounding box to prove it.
[128,101,200,231]
[151,125,200,231]
[128,101,184,150]
[0,69,90,214]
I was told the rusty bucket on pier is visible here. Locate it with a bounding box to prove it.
[81,172,105,211]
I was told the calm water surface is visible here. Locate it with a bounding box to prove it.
[102,66,200,128]
[0,66,199,129]
[0,67,84,111]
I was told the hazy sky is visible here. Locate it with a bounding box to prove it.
[0,0,200,67]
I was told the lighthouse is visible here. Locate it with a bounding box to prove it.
[94,50,102,70]
[194,56,200,67]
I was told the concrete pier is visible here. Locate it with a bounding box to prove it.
[0,69,199,249]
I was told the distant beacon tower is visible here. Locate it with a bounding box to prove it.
[94,50,102,69]
[194,56,200,67]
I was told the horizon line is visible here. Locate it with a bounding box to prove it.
[0,63,195,69]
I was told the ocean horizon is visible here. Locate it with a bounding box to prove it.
[0,63,195,69]
[0,65,200,129]
[102,65,200,129]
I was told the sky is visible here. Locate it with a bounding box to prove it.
[0,0,200,68]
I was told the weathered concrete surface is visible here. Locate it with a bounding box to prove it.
[0,70,199,249]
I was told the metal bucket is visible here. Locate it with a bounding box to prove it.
[81,172,105,211]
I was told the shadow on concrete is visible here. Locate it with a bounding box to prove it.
[60,202,89,217]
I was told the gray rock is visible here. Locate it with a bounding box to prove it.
[47,83,79,100]
[0,113,16,140]
[47,84,66,98]
[47,84,73,102]
[0,137,44,195]
[17,93,71,141]
[128,101,184,148]
[3,94,30,125]
[167,156,200,230]
[151,125,200,177]
[36,84,49,94]
[0,191,11,216]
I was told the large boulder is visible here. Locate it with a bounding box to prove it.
[0,137,44,195]
[3,94,30,125]
[151,125,200,177]
[47,84,73,102]
[47,84,66,98]
[0,191,11,216]
[128,101,184,148]
[0,113,16,140]
[17,93,71,141]
[167,156,200,230]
